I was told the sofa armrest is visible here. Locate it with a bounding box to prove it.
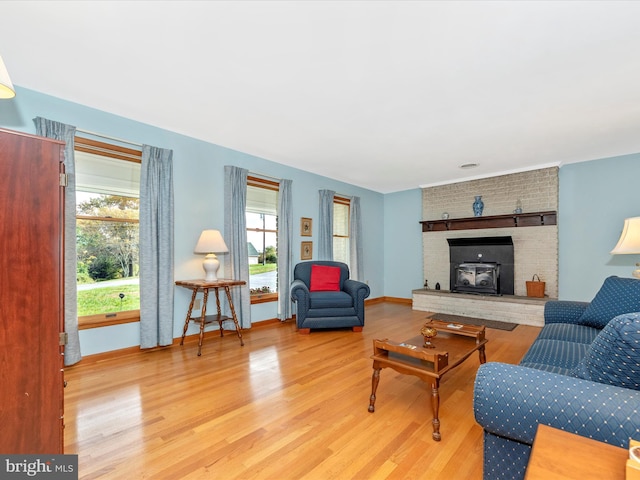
[343,279,370,301]
[473,362,640,448]
[544,300,590,325]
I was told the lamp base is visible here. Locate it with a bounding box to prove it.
[202,254,220,282]
[633,263,640,279]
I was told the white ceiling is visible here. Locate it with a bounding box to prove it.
[1,1,639,193]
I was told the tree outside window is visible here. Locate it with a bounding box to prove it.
[75,138,141,326]
[76,193,140,315]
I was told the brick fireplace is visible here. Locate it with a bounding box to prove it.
[413,167,558,327]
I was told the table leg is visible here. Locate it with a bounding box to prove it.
[180,288,198,346]
[224,286,244,347]
[431,379,441,441]
[479,344,486,364]
[196,288,209,356]
[368,367,381,413]
[214,287,223,337]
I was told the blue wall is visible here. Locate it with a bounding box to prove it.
[0,86,385,355]
[3,86,638,355]
[383,188,424,296]
[558,154,640,301]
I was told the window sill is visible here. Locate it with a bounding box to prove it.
[250,293,278,304]
[78,310,140,330]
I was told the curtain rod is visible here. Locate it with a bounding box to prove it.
[76,128,143,148]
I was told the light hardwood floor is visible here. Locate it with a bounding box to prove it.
[64,302,540,479]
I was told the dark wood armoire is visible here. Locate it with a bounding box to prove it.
[0,128,66,453]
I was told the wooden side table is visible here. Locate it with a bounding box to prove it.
[176,279,246,356]
[525,424,627,479]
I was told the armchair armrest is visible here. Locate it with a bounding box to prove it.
[343,279,370,301]
[473,362,640,448]
[544,300,589,325]
[290,279,310,304]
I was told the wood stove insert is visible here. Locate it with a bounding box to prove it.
[447,236,514,296]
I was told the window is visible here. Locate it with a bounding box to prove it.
[246,176,279,303]
[74,137,142,329]
[333,196,351,266]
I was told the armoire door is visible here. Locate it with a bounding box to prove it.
[0,128,66,453]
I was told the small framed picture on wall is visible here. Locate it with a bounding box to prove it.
[301,241,313,260]
[301,217,312,236]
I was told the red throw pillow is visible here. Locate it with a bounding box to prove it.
[309,265,341,292]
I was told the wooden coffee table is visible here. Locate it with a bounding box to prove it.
[368,319,487,441]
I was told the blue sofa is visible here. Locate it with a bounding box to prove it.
[473,276,640,480]
[290,261,370,334]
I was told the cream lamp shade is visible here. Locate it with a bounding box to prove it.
[194,229,229,281]
[610,217,640,278]
[0,55,15,99]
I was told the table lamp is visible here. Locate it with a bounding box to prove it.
[0,55,15,99]
[610,217,640,278]
[194,229,229,281]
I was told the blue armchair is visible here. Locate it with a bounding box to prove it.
[290,261,370,334]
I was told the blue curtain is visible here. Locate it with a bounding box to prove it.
[33,117,82,366]
[223,166,251,328]
[318,189,335,260]
[277,179,293,320]
[139,145,174,348]
[349,196,364,281]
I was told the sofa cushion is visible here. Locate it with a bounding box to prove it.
[520,339,590,372]
[578,276,640,328]
[535,323,600,345]
[571,312,640,390]
[309,265,341,292]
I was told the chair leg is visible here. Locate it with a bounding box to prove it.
[352,326,363,332]
[298,328,310,334]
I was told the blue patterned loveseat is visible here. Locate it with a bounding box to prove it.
[473,276,640,480]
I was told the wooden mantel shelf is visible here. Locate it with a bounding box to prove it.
[420,211,557,232]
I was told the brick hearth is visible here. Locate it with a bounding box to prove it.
[412,289,551,327]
